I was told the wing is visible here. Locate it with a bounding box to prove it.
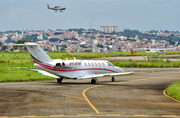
[28,69,59,78]
[81,71,134,79]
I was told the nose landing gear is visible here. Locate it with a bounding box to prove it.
[111,76,115,82]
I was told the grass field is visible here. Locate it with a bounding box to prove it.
[1,51,180,68]
[0,67,55,82]
[167,81,180,101]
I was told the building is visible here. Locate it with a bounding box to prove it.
[100,25,118,33]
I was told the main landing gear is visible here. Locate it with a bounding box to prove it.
[91,77,115,84]
[111,76,115,82]
[91,78,100,84]
[57,77,63,83]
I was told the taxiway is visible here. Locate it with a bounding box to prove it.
[0,68,180,118]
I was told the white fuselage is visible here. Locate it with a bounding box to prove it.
[34,60,124,79]
[147,48,166,54]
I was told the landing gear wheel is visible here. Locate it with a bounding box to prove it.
[111,76,115,82]
[91,79,96,84]
[57,78,63,83]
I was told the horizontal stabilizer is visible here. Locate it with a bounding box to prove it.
[13,42,38,46]
[29,69,59,78]
[81,71,134,79]
[110,71,134,76]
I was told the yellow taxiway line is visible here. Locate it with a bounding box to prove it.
[163,88,180,103]
[82,85,103,113]
[81,75,180,114]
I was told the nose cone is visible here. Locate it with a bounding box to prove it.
[114,66,124,73]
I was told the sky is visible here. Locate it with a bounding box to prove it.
[0,0,180,32]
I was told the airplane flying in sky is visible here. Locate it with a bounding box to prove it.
[47,4,66,12]
[146,47,166,56]
[18,42,133,84]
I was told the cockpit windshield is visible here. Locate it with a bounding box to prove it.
[107,62,114,66]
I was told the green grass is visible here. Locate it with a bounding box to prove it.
[0,68,55,82]
[1,51,180,68]
[166,81,180,101]
[0,52,34,67]
[49,51,153,59]
[0,51,154,67]
[111,60,180,68]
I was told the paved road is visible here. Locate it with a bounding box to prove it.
[0,68,180,118]
[99,54,180,61]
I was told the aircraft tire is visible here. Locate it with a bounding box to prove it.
[91,79,96,84]
[111,76,115,82]
[57,78,63,83]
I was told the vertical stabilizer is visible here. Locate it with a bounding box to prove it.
[25,42,52,63]
[47,4,50,9]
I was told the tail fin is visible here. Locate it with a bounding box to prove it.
[25,42,53,63]
[47,4,50,9]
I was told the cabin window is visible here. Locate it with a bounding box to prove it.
[84,63,87,66]
[95,63,97,66]
[88,63,90,66]
[107,62,114,66]
[91,63,94,66]
[102,63,105,66]
[98,63,101,66]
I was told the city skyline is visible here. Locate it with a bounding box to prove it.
[0,0,180,32]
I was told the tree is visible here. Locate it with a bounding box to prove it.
[43,34,48,40]
[22,34,38,42]
[64,38,69,41]
[53,32,63,35]
[78,30,82,34]
[99,35,104,38]
[0,42,3,47]
[60,45,67,50]
[16,39,30,44]
[1,45,8,51]
[45,33,50,36]
[5,36,15,43]
[56,29,63,31]
[97,44,103,48]
[71,37,78,40]
[12,39,30,51]
[111,31,116,35]
[90,36,96,39]
[164,30,170,33]
[49,38,60,42]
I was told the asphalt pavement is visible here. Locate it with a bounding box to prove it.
[0,68,180,118]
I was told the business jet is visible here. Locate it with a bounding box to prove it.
[146,47,166,56]
[47,4,66,12]
[16,42,133,84]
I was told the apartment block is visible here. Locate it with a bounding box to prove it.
[100,25,118,33]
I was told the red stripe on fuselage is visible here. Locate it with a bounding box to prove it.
[34,61,118,73]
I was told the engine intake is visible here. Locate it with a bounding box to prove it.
[56,63,61,66]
